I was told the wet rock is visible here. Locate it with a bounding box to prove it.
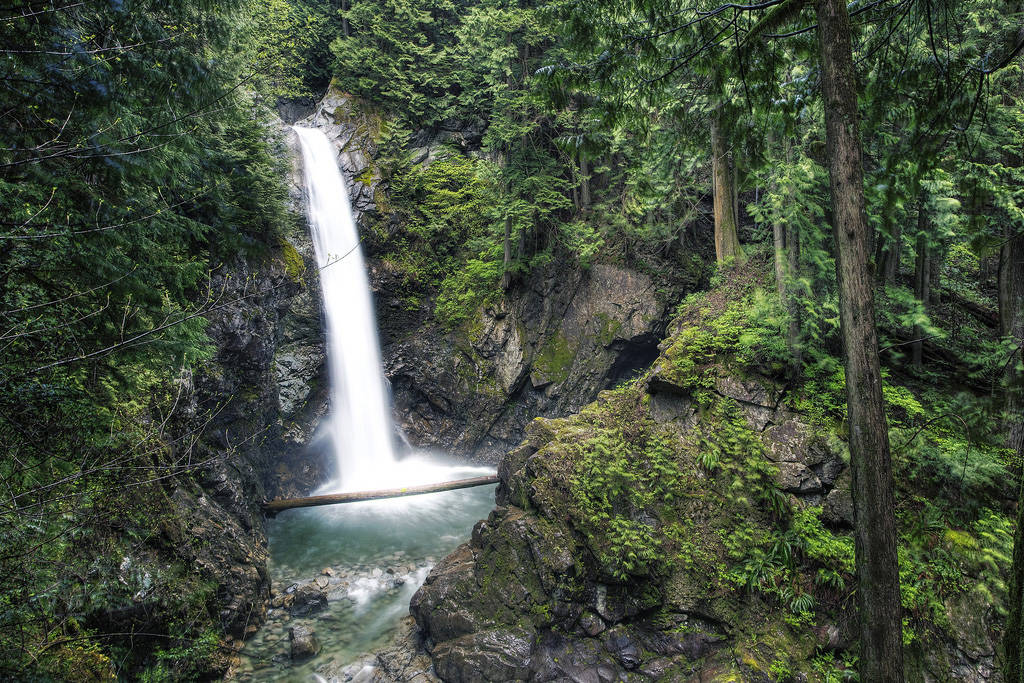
[579,612,606,636]
[776,461,823,494]
[288,584,328,616]
[822,476,855,527]
[607,633,641,670]
[289,624,321,660]
[315,575,330,590]
[432,629,533,682]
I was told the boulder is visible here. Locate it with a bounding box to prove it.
[288,584,327,617]
[288,624,321,660]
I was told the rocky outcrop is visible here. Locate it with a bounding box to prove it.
[384,261,684,463]
[137,122,333,658]
[409,261,1004,682]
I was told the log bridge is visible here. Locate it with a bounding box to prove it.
[262,475,499,515]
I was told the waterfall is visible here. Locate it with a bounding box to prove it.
[293,126,396,492]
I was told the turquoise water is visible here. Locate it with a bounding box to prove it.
[233,455,496,681]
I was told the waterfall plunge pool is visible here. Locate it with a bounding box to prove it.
[234,454,496,681]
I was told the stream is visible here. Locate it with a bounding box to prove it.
[233,455,495,681]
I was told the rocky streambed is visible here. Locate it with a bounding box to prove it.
[231,475,495,681]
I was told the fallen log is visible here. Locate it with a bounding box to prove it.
[262,475,499,515]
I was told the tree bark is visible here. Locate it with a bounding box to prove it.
[815,0,904,679]
[786,219,803,367]
[1003,228,1024,682]
[580,155,591,210]
[912,206,930,368]
[501,215,513,290]
[711,113,744,264]
[878,221,903,284]
[1000,231,1024,453]
[773,220,787,300]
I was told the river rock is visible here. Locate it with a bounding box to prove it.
[289,625,321,660]
[288,584,328,616]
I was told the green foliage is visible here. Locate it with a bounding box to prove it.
[570,420,683,581]
[0,0,294,676]
[331,0,459,126]
[664,289,792,403]
[245,0,338,101]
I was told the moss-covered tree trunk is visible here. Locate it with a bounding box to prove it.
[815,0,904,679]
[711,113,743,264]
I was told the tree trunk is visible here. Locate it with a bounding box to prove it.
[773,220,787,300]
[732,162,741,235]
[786,220,802,367]
[1000,230,1024,453]
[1002,230,1024,683]
[1008,478,1024,683]
[815,0,904,680]
[879,221,903,284]
[912,205,930,368]
[929,238,945,306]
[501,215,513,290]
[711,114,744,264]
[579,155,591,210]
[912,233,930,368]
[263,475,500,514]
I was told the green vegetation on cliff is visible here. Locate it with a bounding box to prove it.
[414,259,1015,680]
[0,0,298,678]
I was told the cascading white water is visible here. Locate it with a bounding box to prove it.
[293,126,396,492]
[237,126,499,680]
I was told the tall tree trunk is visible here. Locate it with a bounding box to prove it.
[773,219,787,299]
[711,114,744,264]
[1000,231,1024,452]
[786,220,802,368]
[912,225,930,369]
[815,0,904,680]
[732,163,741,235]
[929,239,945,306]
[580,155,591,210]
[878,221,903,284]
[341,0,350,37]
[1002,229,1024,682]
[501,215,513,290]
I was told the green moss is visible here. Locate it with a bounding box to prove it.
[533,331,576,385]
[354,167,374,186]
[278,239,305,285]
[595,313,622,346]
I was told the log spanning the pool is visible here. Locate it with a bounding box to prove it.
[262,475,500,514]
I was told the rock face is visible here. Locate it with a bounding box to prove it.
[409,261,1003,682]
[145,122,333,653]
[291,89,705,464]
[384,261,685,463]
